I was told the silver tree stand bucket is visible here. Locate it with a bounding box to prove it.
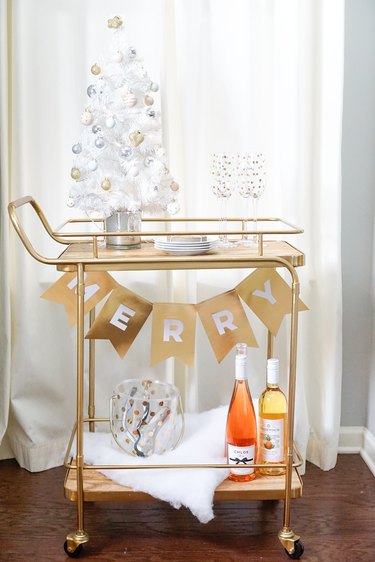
[105,211,142,250]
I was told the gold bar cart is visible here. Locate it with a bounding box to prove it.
[8,196,305,559]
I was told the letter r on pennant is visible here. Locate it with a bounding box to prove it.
[163,319,184,342]
[212,310,238,335]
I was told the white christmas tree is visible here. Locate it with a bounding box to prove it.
[67,15,180,218]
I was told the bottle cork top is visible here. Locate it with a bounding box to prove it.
[267,357,279,385]
[235,343,247,379]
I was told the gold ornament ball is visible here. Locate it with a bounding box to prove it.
[91,63,101,76]
[101,178,111,191]
[71,167,81,180]
[170,181,180,192]
[129,130,144,147]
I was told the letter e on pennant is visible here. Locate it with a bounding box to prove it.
[85,286,152,358]
[110,304,136,331]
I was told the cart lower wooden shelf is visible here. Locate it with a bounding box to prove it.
[64,467,303,503]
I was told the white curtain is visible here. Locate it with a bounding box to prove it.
[162,0,344,471]
[0,0,12,459]
[0,0,344,472]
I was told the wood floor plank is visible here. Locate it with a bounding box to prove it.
[0,455,374,561]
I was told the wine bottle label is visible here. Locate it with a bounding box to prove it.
[227,444,255,475]
[259,418,284,462]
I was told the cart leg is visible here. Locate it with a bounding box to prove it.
[88,307,96,432]
[278,275,303,559]
[278,527,304,559]
[65,264,89,556]
[64,532,88,557]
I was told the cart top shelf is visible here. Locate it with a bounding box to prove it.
[56,239,305,271]
[8,196,305,272]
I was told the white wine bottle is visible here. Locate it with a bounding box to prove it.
[258,358,287,476]
[225,343,257,482]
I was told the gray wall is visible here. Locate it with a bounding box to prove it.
[341,0,375,430]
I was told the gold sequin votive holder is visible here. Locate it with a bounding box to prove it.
[110,379,184,457]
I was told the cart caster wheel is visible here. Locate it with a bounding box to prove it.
[285,539,304,559]
[64,540,83,558]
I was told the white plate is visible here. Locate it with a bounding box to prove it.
[156,235,218,245]
[156,247,217,256]
[155,242,217,251]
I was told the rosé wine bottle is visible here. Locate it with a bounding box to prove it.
[225,343,257,482]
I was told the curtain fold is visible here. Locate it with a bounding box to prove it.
[0,0,344,472]
[0,0,13,459]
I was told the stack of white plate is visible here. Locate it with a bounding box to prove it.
[154,235,219,255]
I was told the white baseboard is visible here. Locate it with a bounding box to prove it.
[339,426,375,476]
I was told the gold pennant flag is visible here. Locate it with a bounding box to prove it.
[85,286,152,358]
[196,290,258,363]
[151,303,197,366]
[41,271,118,326]
[235,269,308,336]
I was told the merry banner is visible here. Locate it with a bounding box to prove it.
[42,268,307,364]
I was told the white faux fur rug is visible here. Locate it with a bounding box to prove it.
[83,405,230,523]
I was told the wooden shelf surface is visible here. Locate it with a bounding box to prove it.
[64,467,303,503]
[56,240,305,271]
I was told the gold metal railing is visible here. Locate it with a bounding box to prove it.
[8,195,304,263]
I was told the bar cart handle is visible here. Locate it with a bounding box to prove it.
[8,195,66,264]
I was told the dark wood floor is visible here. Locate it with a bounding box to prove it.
[0,455,374,561]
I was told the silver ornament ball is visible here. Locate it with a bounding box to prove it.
[87,84,96,98]
[95,137,105,149]
[72,143,82,154]
[92,124,101,134]
[128,47,137,58]
[119,145,132,159]
[144,156,154,167]
[146,108,156,118]
[150,82,159,92]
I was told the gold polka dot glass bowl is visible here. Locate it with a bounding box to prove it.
[110,379,184,457]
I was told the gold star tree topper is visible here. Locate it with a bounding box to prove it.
[108,16,123,29]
